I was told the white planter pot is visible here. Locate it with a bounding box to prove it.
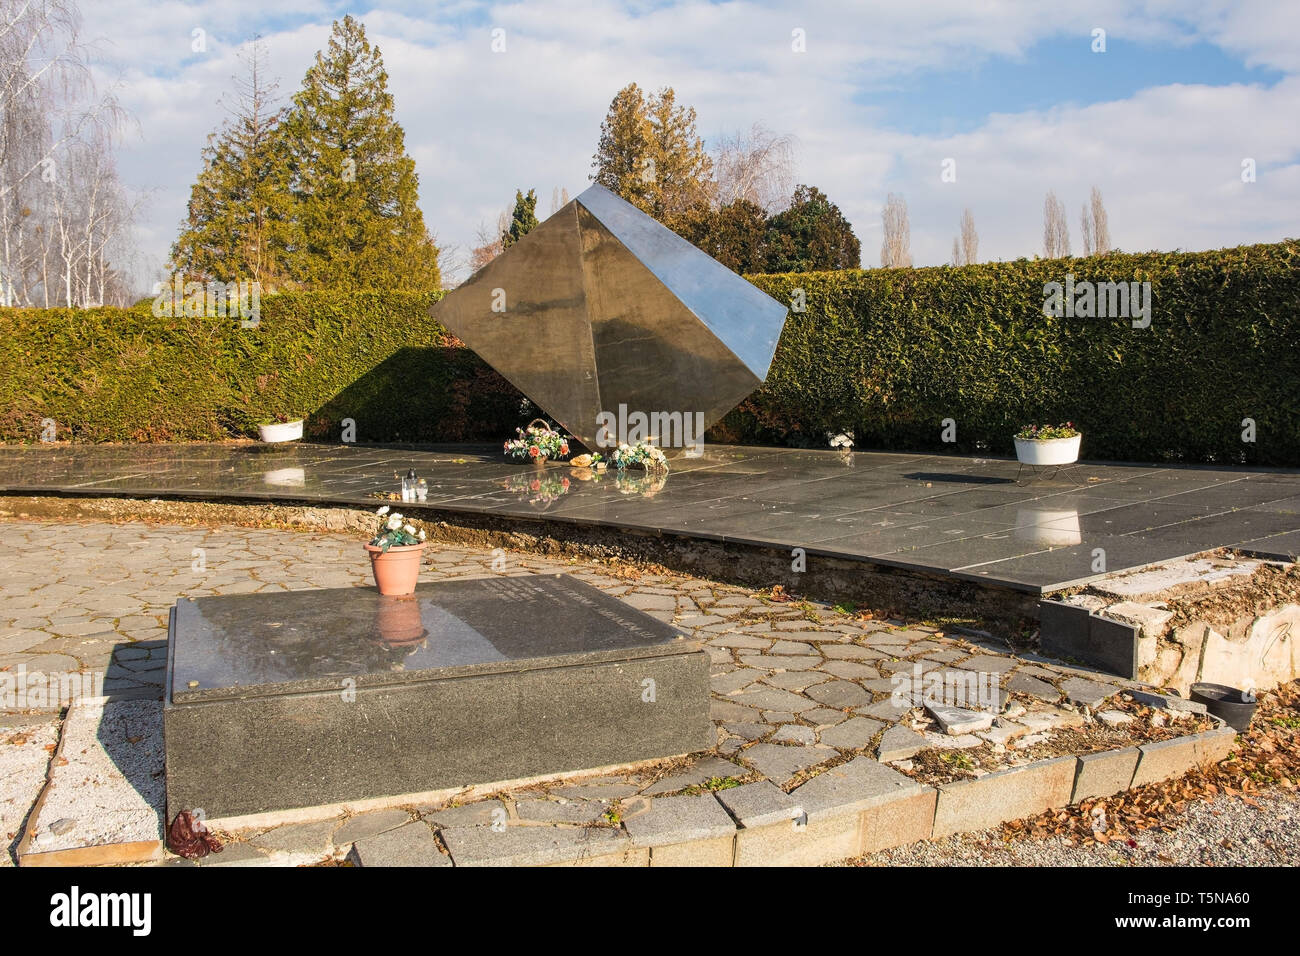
[263,467,306,487]
[1014,434,1080,466]
[258,419,303,443]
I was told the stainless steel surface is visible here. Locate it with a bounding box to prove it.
[432,202,602,441]
[432,185,790,450]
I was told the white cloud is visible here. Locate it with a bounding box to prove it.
[73,0,1300,287]
[892,76,1300,265]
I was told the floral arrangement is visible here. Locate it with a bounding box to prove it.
[1014,422,1080,441]
[827,430,854,450]
[504,419,571,462]
[611,439,668,472]
[369,506,427,551]
[615,470,667,497]
[502,473,570,504]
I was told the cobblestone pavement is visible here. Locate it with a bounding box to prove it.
[1,518,1149,781]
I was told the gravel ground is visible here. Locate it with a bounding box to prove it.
[0,715,60,867]
[853,787,1300,866]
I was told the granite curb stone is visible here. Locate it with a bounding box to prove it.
[1130,725,1236,788]
[931,756,1077,839]
[1070,747,1140,802]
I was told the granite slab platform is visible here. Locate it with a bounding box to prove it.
[163,574,711,821]
[2,442,1296,593]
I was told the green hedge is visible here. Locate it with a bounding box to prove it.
[0,291,523,444]
[733,239,1300,465]
[3,240,1298,464]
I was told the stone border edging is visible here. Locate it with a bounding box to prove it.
[346,714,1237,868]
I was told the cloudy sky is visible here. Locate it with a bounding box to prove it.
[80,0,1299,288]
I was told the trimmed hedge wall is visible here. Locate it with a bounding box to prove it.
[2,240,1297,464]
[735,239,1300,465]
[0,292,523,444]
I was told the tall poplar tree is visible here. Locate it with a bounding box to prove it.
[281,15,438,289]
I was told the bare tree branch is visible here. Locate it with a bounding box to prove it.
[1043,190,1070,258]
[712,122,798,215]
[880,192,912,268]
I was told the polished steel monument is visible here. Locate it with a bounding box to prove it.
[432,185,790,451]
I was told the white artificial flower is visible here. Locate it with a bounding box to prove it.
[376,505,390,515]
[404,524,417,535]
[386,515,402,530]
[418,529,427,541]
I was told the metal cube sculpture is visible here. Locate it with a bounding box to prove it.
[432,185,790,451]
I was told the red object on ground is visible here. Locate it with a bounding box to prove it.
[167,810,223,860]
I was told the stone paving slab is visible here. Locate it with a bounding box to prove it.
[250,819,338,855]
[441,824,638,867]
[640,756,748,795]
[876,725,927,762]
[715,780,801,829]
[348,821,451,867]
[332,808,414,846]
[513,798,608,825]
[422,800,510,827]
[623,792,737,847]
[1061,676,1120,708]
[791,756,930,822]
[740,742,834,784]
[817,716,884,750]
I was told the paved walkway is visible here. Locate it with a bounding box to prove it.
[2,442,1297,592]
[1,518,1141,768]
[3,517,1249,866]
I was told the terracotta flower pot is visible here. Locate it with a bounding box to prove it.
[365,542,426,596]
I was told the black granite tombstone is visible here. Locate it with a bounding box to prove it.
[163,574,711,821]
